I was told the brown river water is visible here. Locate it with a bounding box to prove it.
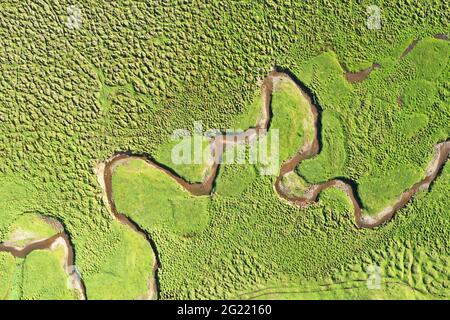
[343,63,381,83]
[4,38,447,298]
[104,69,450,229]
[0,231,86,299]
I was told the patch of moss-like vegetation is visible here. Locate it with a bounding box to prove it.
[0,1,448,300]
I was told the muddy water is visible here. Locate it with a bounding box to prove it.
[104,69,450,230]
[273,70,449,227]
[0,231,87,299]
[400,39,419,60]
[434,34,449,41]
[0,233,64,259]
[275,142,449,228]
[400,35,448,62]
[101,66,450,301]
[103,73,274,199]
[343,63,381,83]
[116,213,160,300]
[103,160,162,299]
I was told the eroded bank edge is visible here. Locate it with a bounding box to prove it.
[0,220,86,300]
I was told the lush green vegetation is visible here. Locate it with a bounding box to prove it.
[269,76,315,165]
[289,38,449,216]
[0,175,38,241]
[233,277,437,300]
[4,214,60,248]
[279,172,309,198]
[0,0,448,300]
[297,110,346,183]
[233,89,264,130]
[83,221,154,300]
[21,248,77,300]
[251,75,315,175]
[0,246,79,300]
[215,161,258,198]
[112,159,210,236]
[0,252,16,299]
[359,163,423,214]
[318,187,355,221]
[154,135,212,183]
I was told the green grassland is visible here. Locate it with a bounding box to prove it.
[0,175,39,241]
[317,187,355,222]
[253,75,315,175]
[297,110,346,183]
[215,161,258,198]
[154,135,212,183]
[4,214,60,248]
[279,172,309,198]
[0,247,79,300]
[233,225,450,300]
[112,159,210,236]
[290,37,449,216]
[21,248,78,300]
[233,88,264,130]
[0,252,16,299]
[83,221,155,300]
[0,0,449,300]
[233,275,438,300]
[233,277,434,300]
[269,76,315,165]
